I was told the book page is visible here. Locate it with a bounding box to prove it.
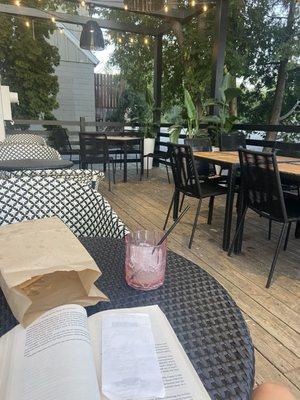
[0,304,100,400]
[88,305,211,400]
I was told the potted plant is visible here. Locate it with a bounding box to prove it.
[139,87,158,170]
[202,73,242,147]
[169,87,208,144]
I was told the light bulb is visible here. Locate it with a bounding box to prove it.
[15,0,21,6]
[51,16,56,23]
[191,0,196,6]
[124,4,128,10]
[25,20,30,27]
[81,0,86,6]
[164,5,168,12]
[144,37,149,45]
[118,37,122,43]
[130,37,134,43]
[59,27,64,34]
[203,4,208,11]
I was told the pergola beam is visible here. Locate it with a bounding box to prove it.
[91,1,209,21]
[0,3,160,35]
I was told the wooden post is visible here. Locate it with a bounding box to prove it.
[210,0,229,111]
[153,35,163,167]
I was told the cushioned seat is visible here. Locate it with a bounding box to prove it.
[0,176,128,238]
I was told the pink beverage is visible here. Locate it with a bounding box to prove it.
[125,231,167,290]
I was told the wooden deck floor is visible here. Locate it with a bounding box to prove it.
[99,167,300,397]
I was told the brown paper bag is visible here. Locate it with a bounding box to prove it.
[0,217,108,326]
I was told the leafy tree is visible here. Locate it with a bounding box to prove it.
[99,1,299,126]
[0,0,70,119]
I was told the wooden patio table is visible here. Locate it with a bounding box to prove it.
[193,151,300,251]
[96,135,143,183]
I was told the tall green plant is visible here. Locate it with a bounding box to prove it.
[202,73,242,143]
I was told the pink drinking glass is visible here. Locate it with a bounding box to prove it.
[125,230,167,291]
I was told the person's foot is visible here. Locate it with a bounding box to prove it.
[253,383,295,400]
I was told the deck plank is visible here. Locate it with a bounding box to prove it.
[98,168,300,396]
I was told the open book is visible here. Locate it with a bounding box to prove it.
[0,304,211,400]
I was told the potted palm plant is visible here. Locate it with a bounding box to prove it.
[169,87,207,144]
[202,73,242,146]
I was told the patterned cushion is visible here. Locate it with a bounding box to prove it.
[0,169,105,190]
[4,133,47,146]
[0,176,128,238]
[0,143,61,161]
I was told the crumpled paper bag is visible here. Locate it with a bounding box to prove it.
[0,217,108,327]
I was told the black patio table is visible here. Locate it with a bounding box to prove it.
[0,158,73,171]
[0,237,254,400]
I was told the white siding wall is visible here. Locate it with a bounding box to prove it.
[49,27,97,123]
[53,61,95,122]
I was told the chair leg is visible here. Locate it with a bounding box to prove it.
[179,194,185,213]
[163,192,175,230]
[108,162,111,192]
[165,162,170,184]
[266,223,288,288]
[188,199,202,249]
[283,222,292,251]
[113,162,116,185]
[268,219,272,240]
[207,196,215,225]
[228,207,248,256]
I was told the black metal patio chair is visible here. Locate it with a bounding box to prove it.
[50,128,80,161]
[163,143,227,249]
[79,132,116,191]
[228,149,300,288]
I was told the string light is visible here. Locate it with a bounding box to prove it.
[144,37,149,45]
[117,37,122,43]
[51,16,56,23]
[124,4,128,10]
[59,27,64,34]
[191,0,196,6]
[80,0,86,6]
[25,20,30,27]
[164,5,169,12]
[203,4,208,12]
[15,0,21,6]
[129,37,134,43]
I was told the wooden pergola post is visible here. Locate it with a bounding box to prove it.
[153,34,163,166]
[210,0,229,109]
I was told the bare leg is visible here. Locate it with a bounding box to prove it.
[252,383,295,400]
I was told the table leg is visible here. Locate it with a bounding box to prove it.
[123,143,128,183]
[223,165,237,251]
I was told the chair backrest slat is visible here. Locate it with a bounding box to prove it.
[168,143,202,197]
[239,149,287,221]
[184,137,215,177]
[80,132,109,165]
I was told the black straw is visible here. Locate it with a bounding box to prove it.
[152,205,190,253]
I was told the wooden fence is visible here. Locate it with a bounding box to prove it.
[94,74,124,121]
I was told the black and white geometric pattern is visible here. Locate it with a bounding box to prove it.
[0,169,105,190]
[0,143,61,161]
[0,176,128,238]
[4,133,47,146]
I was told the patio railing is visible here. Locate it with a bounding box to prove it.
[6,118,300,166]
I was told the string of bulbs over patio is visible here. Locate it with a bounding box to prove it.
[11,0,209,46]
